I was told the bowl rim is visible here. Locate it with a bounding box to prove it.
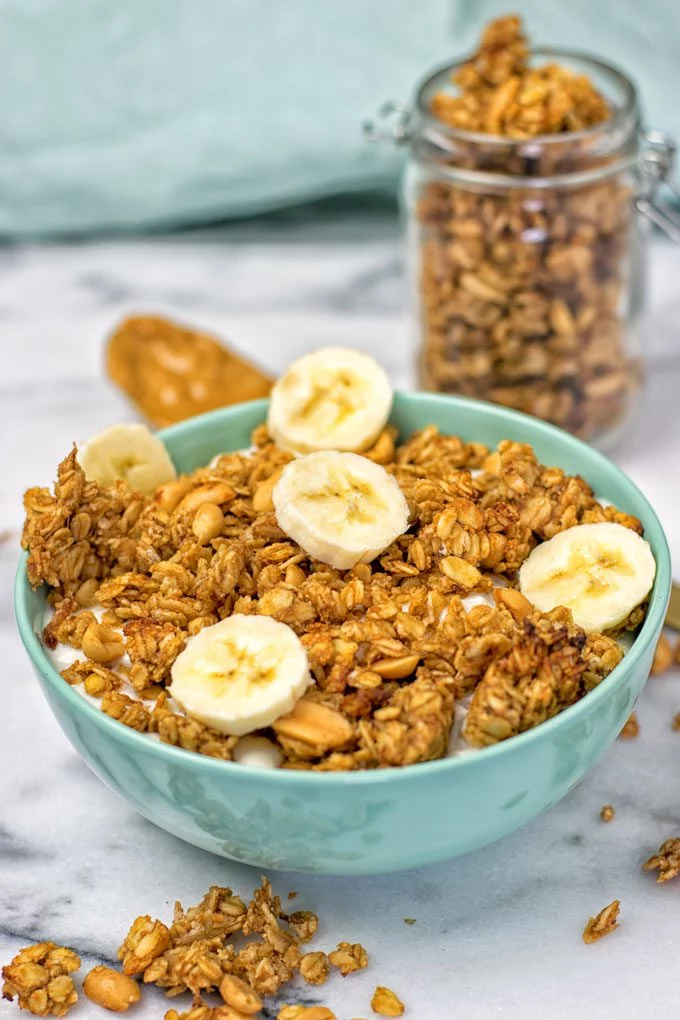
[15,391,672,787]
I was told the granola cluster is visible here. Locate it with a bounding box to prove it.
[2,880,369,1019]
[417,15,639,441]
[23,423,639,769]
[2,943,80,1017]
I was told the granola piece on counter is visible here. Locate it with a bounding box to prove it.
[359,674,455,766]
[463,618,588,746]
[328,942,368,976]
[298,951,330,986]
[618,713,639,739]
[370,985,405,1017]
[600,805,615,823]
[651,634,673,675]
[118,916,171,976]
[582,900,620,944]
[170,886,247,945]
[2,943,80,1017]
[643,838,680,882]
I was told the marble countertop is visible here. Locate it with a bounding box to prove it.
[2,203,680,1020]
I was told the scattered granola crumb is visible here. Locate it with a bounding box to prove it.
[328,942,368,976]
[371,986,405,1017]
[403,919,416,926]
[2,943,81,1017]
[675,638,680,665]
[672,713,680,732]
[643,838,680,882]
[651,634,673,674]
[600,805,615,823]
[582,900,620,944]
[299,951,330,986]
[288,891,298,900]
[619,713,639,739]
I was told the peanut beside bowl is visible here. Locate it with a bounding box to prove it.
[14,393,671,875]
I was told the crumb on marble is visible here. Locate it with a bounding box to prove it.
[643,838,680,882]
[651,634,673,675]
[672,712,680,732]
[371,986,405,1017]
[288,891,298,900]
[600,805,615,823]
[582,900,620,944]
[403,918,416,925]
[618,713,639,739]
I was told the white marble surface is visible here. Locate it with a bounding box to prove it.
[2,204,680,1020]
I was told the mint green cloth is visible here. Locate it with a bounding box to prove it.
[0,0,676,237]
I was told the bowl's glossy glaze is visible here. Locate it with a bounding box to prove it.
[15,394,671,874]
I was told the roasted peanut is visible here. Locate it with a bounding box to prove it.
[273,699,354,751]
[154,476,193,513]
[252,469,282,512]
[82,621,125,663]
[83,966,141,1012]
[284,563,306,587]
[176,481,236,514]
[494,587,533,621]
[219,973,262,1014]
[192,502,224,543]
[75,578,99,607]
[371,654,421,680]
[371,986,405,1017]
[277,1008,336,1020]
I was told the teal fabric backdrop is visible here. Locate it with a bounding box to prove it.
[0,0,675,237]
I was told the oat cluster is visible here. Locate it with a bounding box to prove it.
[418,15,639,441]
[22,424,642,768]
[643,838,680,883]
[582,899,620,944]
[2,943,80,1017]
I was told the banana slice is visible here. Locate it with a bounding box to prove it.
[273,450,409,570]
[267,346,392,454]
[169,614,311,736]
[78,424,176,497]
[519,522,655,634]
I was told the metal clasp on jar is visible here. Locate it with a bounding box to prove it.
[635,130,680,242]
[363,101,412,144]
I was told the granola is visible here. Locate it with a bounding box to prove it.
[2,943,80,1017]
[642,838,680,882]
[24,419,645,770]
[582,900,620,944]
[600,805,615,823]
[417,16,639,441]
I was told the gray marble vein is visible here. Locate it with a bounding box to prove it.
[2,208,680,1020]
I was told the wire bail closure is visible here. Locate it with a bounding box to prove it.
[635,130,680,242]
[362,101,412,145]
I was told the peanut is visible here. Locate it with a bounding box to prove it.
[371,986,405,1017]
[277,1008,336,1020]
[364,428,396,465]
[371,654,421,680]
[75,578,99,607]
[284,563,306,587]
[495,587,533,621]
[153,477,193,513]
[81,621,125,663]
[252,469,282,512]
[219,973,262,1014]
[83,966,141,1012]
[192,502,224,544]
[176,481,236,514]
[273,699,354,752]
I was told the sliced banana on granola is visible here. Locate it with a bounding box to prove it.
[519,522,655,634]
[267,346,393,454]
[77,423,176,497]
[169,615,311,736]
[273,450,409,570]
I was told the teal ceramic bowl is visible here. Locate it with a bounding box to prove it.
[15,394,671,875]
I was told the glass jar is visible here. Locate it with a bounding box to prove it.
[366,50,680,450]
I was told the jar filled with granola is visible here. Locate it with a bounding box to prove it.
[366,16,680,448]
